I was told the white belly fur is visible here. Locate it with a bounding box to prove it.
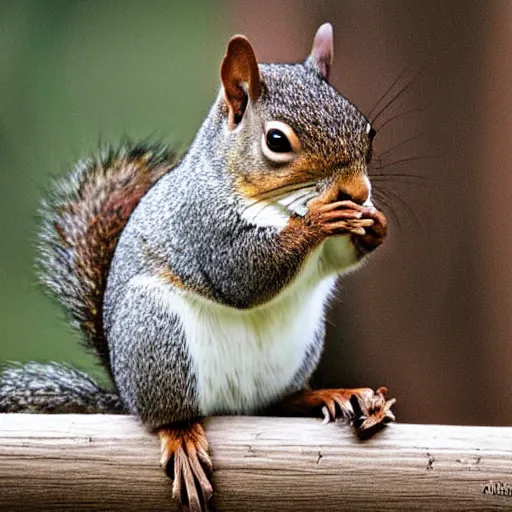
[131,236,359,415]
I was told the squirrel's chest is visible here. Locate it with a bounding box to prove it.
[171,255,338,415]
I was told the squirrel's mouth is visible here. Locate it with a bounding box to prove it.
[316,172,371,207]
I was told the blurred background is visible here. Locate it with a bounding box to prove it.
[1,0,510,425]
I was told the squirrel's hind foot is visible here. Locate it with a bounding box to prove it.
[278,387,396,434]
[349,386,396,430]
[159,421,213,512]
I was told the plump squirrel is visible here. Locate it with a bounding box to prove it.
[0,24,395,511]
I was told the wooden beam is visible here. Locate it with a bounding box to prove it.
[1,414,512,510]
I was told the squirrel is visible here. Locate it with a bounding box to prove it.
[0,23,395,511]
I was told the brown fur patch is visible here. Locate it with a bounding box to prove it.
[66,156,169,366]
[156,266,215,300]
[159,268,186,289]
[279,212,323,255]
[234,156,326,200]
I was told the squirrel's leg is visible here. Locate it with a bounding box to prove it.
[106,280,212,511]
[158,421,212,512]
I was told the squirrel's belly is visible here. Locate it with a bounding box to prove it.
[178,274,337,415]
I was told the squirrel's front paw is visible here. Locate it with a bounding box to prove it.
[159,422,213,512]
[350,207,388,256]
[305,200,375,239]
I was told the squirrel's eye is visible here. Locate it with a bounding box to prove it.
[261,121,301,164]
[266,129,292,153]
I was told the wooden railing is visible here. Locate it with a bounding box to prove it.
[1,414,512,510]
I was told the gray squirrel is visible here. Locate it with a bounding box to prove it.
[0,23,395,511]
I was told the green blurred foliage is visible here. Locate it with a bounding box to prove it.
[0,0,229,383]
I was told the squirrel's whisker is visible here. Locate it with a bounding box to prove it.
[374,108,423,133]
[371,189,402,230]
[373,155,431,171]
[370,64,428,126]
[241,181,317,214]
[369,173,431,182]
[373,187,420,229]
[376,133,423,159]
[252,181,317,202]
[367,65,412,120]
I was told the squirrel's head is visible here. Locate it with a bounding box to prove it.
[218,23,374,207]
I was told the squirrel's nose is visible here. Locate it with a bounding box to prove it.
[336,176,370,205]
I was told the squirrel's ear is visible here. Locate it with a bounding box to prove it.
[306,23,334,82]
[221,35,261,129]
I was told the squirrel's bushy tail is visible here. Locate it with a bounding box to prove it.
[0,144,174,413]
[0,362,124,413]
[38,142,174,371]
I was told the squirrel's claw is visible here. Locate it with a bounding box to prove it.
[279,387,396,433]
[349,387,397,433]
[159,422,213,512]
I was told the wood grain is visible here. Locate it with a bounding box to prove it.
[1,414,512,511]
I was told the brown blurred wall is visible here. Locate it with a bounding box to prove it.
[230,1,508,425]
[481,1,512,424]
